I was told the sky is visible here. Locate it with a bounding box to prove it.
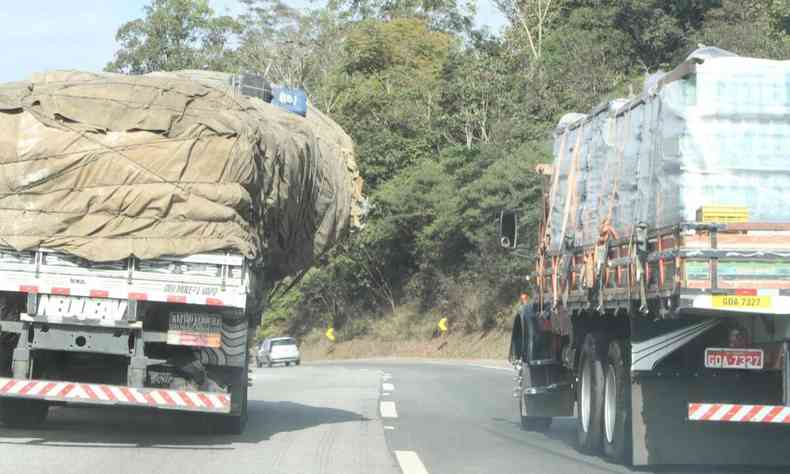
[0,0,507,83]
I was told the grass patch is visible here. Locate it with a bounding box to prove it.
[299,306,510,361]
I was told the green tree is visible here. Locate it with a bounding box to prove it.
[106,0,241,74]
[437,36,512,148]
[333,18,455,189]
[329,0,476,33]
[694,0,790,58]
[234,1,350,112]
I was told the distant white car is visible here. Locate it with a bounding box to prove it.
[257,337,300,367]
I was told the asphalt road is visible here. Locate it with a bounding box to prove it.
[0,360,787,474]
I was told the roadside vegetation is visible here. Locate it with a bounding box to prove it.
[108,0,790,355]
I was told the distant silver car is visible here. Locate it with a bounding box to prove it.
[257,337,300,367]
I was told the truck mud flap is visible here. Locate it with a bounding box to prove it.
[0,377,230,414]
[632,374,790,466]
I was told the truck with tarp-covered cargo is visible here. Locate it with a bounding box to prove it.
[0,70,364,433]
[500,47,790,466]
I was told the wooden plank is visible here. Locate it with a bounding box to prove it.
[725,223,790,231]
[714,233,790,250]
[717,280,790,290]
[681,234,712,249]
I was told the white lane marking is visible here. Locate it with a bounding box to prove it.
[468,364,512,371]
[0,437,41,443]
[394,450,429,474]
[382,373,393,381]
[384,425,395,430]
[380,400,398,418]
[382,382,395,392]
[382,392,391,397]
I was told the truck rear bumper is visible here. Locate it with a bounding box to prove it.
[0,377,230,414]
[689,402,790,424]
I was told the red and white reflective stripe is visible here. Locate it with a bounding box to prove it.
[11,282,241,308]
[0,378,230,413]
[689,403,790,424]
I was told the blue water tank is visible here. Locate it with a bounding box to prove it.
[271,86,308,117]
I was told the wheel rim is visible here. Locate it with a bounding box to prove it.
[580,358,591,433]
[604,363,617,444]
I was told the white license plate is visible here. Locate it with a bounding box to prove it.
[705,348,764,370]
[36,295,128,321]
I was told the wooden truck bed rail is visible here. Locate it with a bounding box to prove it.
[537,222,790,318]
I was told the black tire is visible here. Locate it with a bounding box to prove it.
[213,383,248,435]
[295,359,300,366]
[0,398,49,428]
[603,339,631,464]
[576,332,606,454]
[285,362,290,367]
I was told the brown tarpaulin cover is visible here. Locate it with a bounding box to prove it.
[0,70,363,281]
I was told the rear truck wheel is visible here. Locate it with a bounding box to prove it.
[603,339,631,464]
[213,383,248,435]
[285,362,290,367]
[295,359,300,366]
[0,398,49,428]
[576,332,605,454]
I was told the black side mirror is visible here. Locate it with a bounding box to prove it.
[499,210,519,249]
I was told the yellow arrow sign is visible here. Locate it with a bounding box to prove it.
[325,327,336,342]
[438,317,448,333]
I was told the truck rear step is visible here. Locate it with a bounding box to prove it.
[0,377,230,413]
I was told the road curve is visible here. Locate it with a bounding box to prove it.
[0,359,787,474]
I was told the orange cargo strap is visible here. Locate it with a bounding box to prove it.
[548,130,569,216]
[559,124,585,245]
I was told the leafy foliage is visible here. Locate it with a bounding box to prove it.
[106,0,240,73]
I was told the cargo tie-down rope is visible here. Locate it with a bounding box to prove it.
[546,130,568,309]
[557,123,586,307]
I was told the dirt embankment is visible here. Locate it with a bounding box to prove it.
[299,330,510,361]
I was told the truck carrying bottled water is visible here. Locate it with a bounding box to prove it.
[500,47,790,466]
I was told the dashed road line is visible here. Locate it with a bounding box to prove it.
[383,425,395,430]
[468,364,512,372]
[380,400,398,418]
[382,382,395,391]
[394,450,429,474]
